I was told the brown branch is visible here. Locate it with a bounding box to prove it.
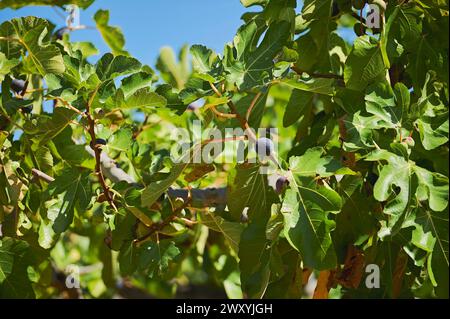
[246,91,262,121]
[85,87,117,211]
[209,82,255,138]
[209,105,237,118]
[133,192,192,246]
[208,81,223,97]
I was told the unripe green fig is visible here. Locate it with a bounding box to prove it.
[352,0,366,10]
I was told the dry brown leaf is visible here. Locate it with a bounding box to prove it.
[336,245,365,289]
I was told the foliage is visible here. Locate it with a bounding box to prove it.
[0,0,448,299]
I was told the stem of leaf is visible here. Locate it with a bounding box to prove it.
[246,91,262,121]
[49,97,86,117]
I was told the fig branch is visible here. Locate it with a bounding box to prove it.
[85,87,117,211]
[208,82,253,134]
[133,194,192,246]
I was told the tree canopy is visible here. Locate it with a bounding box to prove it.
[0,0,448,299]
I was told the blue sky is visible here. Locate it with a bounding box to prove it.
[0,1,355,69]
[0,0,249,66]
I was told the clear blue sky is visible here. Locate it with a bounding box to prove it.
[0,0,249,66]
[0,1,355,68]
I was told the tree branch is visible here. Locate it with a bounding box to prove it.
[85,88,117,211]
[246,91,262,121]
[133,196,192,245]
[31,168,55,183]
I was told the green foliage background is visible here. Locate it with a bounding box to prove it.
[0,0,448,299]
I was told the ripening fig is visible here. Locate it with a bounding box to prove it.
[275,176,289,194]
[20,105,33,114]
[11,79,26,93]
[352,0,366,9]
[255,137,274,158]
[95,138,107,145]
[55,27,69,40]
[187,103,201,111]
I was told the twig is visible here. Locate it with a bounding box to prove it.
[31,168,55,183]
[209,81,223,97]
[25,88,46,94]
[133,192,192,245]
[209,105,237,118]
[85,87,117,211]
[209,82,256,142]
[246,91,262,121]
[49,97,85,116]
[133,114,150,138]
[177,217,198,226]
